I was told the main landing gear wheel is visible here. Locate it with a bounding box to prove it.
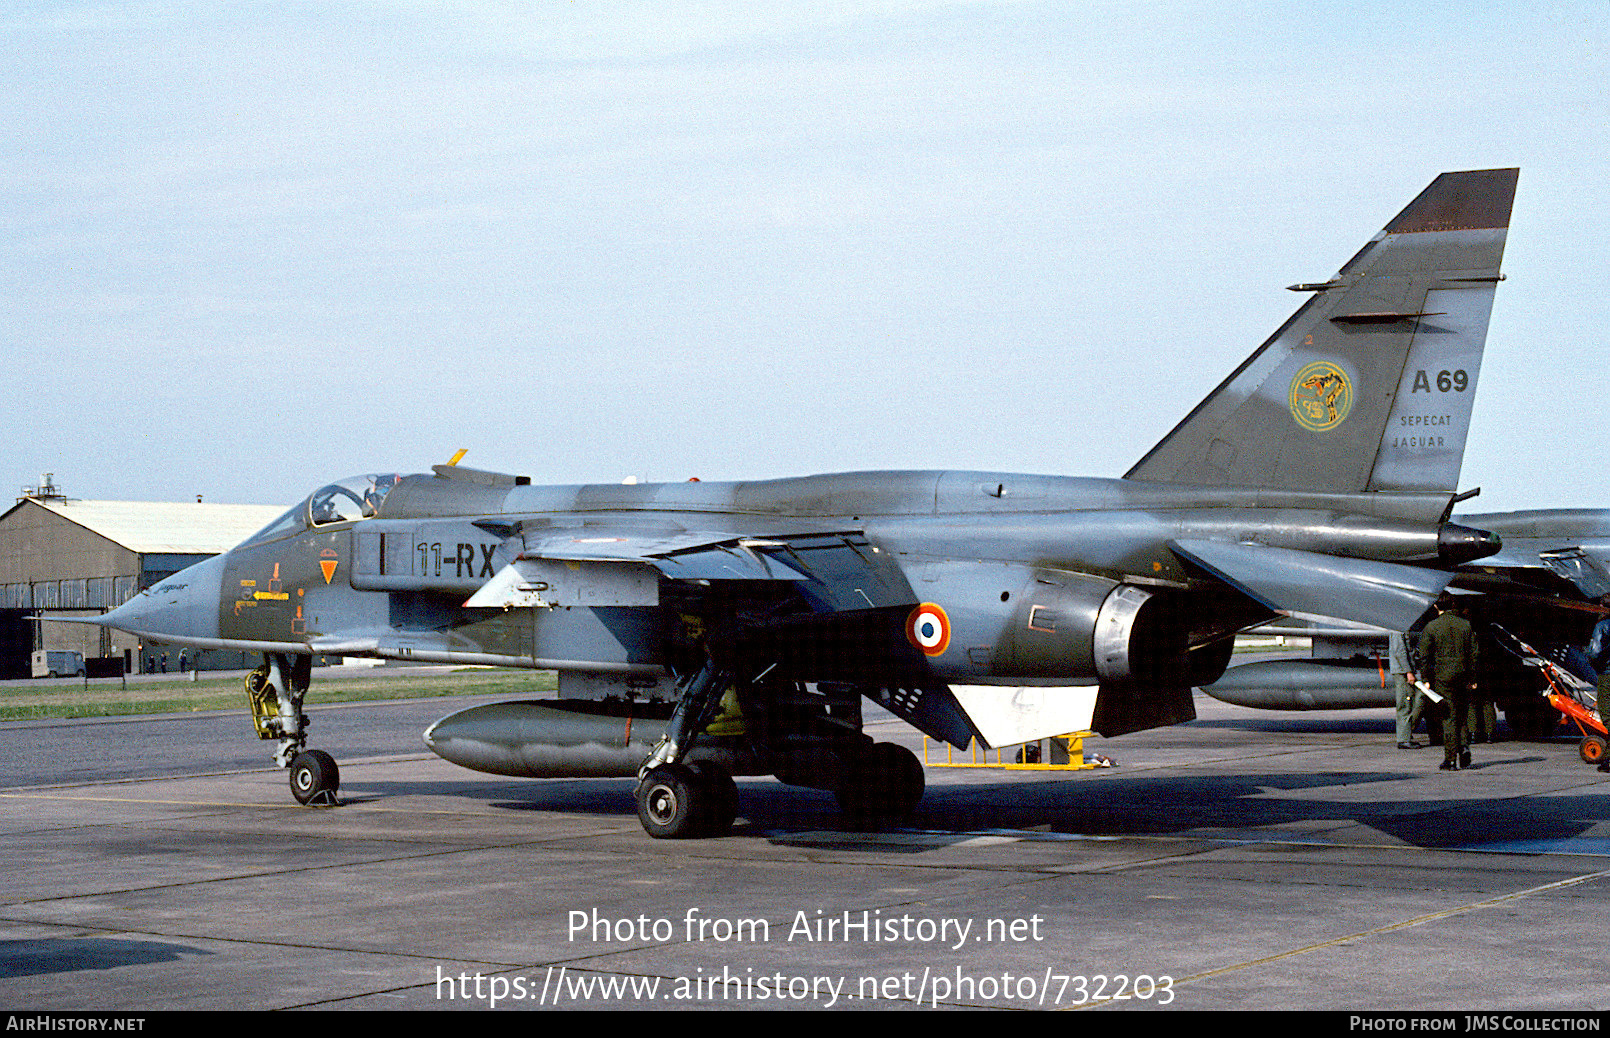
[637,763,702,839]
[1580,734,1608,765]
[289,749,340,805]
[636,762,738,839]
[836,742,925,826]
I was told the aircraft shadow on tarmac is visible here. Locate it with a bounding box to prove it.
[338,765,1610,853]
[0,937,213,979]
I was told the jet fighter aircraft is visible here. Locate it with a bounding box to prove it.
[98,169,1519,837]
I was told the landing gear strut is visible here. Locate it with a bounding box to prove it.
[635,659,737,838]
[246,653,340,805]
[632,654,930,838]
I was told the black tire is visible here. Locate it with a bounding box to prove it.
[637,764,704,839]
[289,749,340,805]
[837,742,925,823]
[687,762,738,837]
[1580,734,1607,765]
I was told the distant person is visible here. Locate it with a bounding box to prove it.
[1584,595,1610,694]
[1419,592,1479,770]
[1390,631,1422,749]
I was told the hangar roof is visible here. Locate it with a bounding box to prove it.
[11,498,286,555]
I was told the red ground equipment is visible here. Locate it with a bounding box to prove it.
[1491,624,1607,764]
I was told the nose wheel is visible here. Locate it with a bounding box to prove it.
[248,653,342,806]
[290,749,341,806]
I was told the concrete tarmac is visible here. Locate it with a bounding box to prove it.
[3,690,1609,1011]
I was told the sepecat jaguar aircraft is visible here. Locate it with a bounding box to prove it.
[97,169,1518,837]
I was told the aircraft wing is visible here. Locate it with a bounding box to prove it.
[1169,538,1453,631]
[466,527,917,613]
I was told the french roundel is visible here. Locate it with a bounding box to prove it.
[905,603,951,657]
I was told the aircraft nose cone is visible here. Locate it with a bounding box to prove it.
[101,553,225,644]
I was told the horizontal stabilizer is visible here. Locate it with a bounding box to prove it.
[1538,549,1610,600]
[1170,538,1452,631]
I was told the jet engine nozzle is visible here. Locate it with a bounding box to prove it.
[1438,523,1502,566]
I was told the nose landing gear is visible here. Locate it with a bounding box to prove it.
[247,653,341,806]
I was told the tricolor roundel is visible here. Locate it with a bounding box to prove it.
[905,602,951,657]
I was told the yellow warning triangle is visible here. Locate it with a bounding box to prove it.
[320,560,337,584]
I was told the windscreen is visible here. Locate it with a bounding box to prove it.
[241,474,403,545]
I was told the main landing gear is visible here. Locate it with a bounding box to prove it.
[632,658,925,839]
[636,761,738,839]
[835,740,925,825]
[246,653,341,806]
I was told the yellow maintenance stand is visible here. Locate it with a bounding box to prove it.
[923,732,1110,771]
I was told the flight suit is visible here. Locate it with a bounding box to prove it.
[1390,631,1422,747]
[1419,609,1479,767]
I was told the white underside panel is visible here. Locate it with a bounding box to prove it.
[948,685,1099,748]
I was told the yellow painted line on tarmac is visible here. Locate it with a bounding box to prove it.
[1073,866,1610,1008]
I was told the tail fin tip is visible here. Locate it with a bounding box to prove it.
[1383,167,1518,235]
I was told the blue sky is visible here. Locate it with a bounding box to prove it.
[2,1,1605,511]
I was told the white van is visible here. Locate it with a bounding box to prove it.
[31,650,85,678]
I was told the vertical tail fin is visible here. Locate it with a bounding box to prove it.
[1125,169,1517,495]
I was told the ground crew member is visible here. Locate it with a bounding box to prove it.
[1420,592,1479,770]
[1390,631,1422,749]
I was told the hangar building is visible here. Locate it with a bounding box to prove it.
[0,476,284,678]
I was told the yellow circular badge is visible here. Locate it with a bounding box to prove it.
[1288,361,1353,432]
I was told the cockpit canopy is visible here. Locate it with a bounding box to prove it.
[243,474,405,546]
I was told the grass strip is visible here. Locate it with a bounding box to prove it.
[0,668,558,721]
